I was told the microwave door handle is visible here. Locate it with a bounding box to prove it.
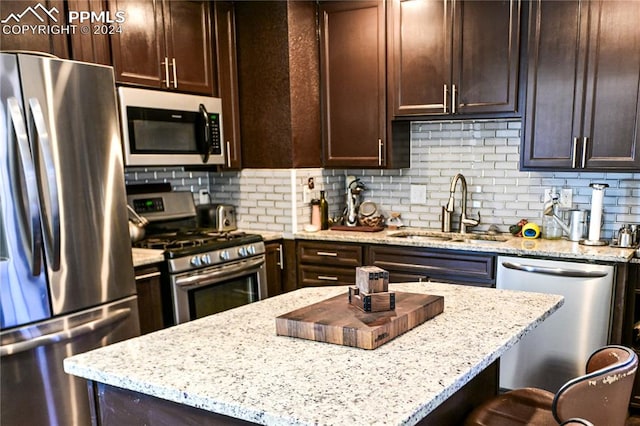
[7,97,43,276]
[28,98,61,271]
[199,103,211,163]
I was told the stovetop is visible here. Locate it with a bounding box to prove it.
[134,229,263,258]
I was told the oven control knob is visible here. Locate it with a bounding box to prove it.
[238,247,248,257]
[201,254,211,265]
[190,256,202,267]
[247,245,256,255]
[219,250,230,261]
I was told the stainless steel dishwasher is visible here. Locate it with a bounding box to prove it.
[496,256,614,392]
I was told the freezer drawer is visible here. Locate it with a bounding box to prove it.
[496,256,614,393]
[1,296,140,426]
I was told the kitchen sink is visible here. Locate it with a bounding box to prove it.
[387,231,453,241]
[449,237,508,245]
[388,230,509,244]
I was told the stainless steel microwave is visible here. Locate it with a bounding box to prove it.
[118,87,224,166]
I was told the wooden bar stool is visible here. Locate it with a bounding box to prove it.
[464,345,638,426]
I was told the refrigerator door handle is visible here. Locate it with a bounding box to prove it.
[27,98,61,271]
[7,97,43,276]
[0,308,132,357]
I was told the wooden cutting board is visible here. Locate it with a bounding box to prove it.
[276,291,444,350]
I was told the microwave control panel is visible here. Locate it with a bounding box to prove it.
[208,113,222,155]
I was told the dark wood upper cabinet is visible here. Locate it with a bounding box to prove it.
[235,1,321,168]
[0,0,69,58]
[213,1,241,170]
[521,0,640,171]
[320,0,410,169]
[67,0,112,65]
[388,0,521,118]
[109,0,215,95]
[581,0,640,170]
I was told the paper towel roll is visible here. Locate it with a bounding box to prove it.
[588,185,605,241]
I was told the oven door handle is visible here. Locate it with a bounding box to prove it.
[175,257,265,288]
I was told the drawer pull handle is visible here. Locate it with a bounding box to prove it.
[318,275,338,281]
[135,271,161,281]
[316,251,338,257]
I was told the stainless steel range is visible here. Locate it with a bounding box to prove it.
[128,191,266,325]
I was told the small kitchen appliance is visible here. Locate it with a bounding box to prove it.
[197,204,237,232]
[580,183,609,246]
[542,198,589,242]
[128,190,266,325]
[345,176,366,227]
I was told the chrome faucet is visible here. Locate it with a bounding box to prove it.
[442,173,480,233]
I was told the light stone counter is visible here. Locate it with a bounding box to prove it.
[294,228,636,263]
[131,247,164,267]
[64,282,563,426]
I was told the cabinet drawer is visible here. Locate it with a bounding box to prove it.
[298,265,356,287]
[367,245,496,287]
[298,242,363,267]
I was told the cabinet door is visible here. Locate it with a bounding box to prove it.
[520,0,588,170]
[134,265,165,335]
[265,242,283,298]
[110,0,166,88]
[68,0,112,65]
[389,0,451,116]
[581,0,640,170]
[214,1,242,169]
[453,0,521,115]
[163,0,215,95]
[320,1,387,167]
[0,0,69,58]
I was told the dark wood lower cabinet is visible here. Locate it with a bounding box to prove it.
[366,245,496,287]
[296,241,364,288]
[296,241,496,289]
[265,241,284,297]
[86,361,497,425]
[134,263,168,335]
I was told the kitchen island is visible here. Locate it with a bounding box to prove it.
[64,282,563,425]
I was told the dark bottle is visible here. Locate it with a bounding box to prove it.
[319,190,329,230]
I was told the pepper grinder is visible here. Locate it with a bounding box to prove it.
[580,183,609,246]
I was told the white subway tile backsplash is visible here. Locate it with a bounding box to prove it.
[124,119,639,237]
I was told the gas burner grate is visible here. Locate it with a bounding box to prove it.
[133,230,253,251]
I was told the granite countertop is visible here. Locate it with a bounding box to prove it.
[294,228,636,263]
[64,282,563,426]
[131,247,164,267]
[132,228,636,266]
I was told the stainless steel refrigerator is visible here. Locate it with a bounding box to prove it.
[0,53,140,425]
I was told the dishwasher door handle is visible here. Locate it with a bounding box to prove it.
[501,262,608,278]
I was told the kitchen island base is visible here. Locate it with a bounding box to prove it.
[86,361,497,426]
